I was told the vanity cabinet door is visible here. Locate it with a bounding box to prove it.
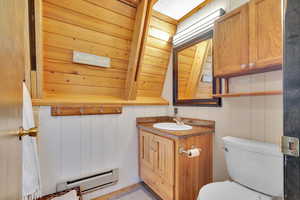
[214,4,249,77]
[140,131,155,171]
[249,0,282,69]
[139,131,174,200]
[153,135,174,186]
[152,135,174,200]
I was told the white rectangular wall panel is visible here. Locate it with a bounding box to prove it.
[73,51,111,68]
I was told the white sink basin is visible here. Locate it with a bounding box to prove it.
[153,123,192,131]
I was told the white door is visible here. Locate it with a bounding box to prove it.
[0,0,26,199]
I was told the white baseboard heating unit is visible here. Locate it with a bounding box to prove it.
[57,168,119,193]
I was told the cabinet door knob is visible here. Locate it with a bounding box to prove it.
[240,64,248,69]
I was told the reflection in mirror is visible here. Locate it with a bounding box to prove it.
[173,31,221,107]
[178,38,213,100]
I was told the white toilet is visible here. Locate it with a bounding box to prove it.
[198,136,283,200]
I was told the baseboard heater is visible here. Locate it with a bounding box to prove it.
[57,168,119,194]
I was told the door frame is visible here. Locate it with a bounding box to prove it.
[283,0,300,199]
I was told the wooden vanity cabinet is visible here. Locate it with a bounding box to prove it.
[139,130,213,200]
[139,130,174,200]
[214,0,282,77]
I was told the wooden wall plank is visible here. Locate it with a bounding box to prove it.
[44,60,127,80]
[44,71,125,89]
[43,18,130,51]
[84,0,136,19]
[142,55,169,67]
[139,73,165,83]
[150,17,177,34]
[144,46,170,59]
[146,36,172,51]
[43,2,133,40]
[45,83,124,97]
[137,89,162,97]
[44,32,129,61]
[140,64,167,76]
[119,0,140,8]
[44,0,135,30]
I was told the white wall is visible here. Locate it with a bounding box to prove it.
[38,105,169,199]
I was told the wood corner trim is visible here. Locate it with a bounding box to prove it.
[178,0,213,23]
[124,0,150,100]
[152,10,178,25]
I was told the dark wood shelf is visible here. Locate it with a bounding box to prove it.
[213,90,283,98]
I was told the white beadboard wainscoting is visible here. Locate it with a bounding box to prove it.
[37,106,169,199]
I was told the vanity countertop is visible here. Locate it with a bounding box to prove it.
[136,116,215,139]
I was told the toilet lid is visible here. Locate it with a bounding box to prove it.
[198,181,272,200]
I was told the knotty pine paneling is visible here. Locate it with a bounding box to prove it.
[43,0,135,97]
[137,13,177,97]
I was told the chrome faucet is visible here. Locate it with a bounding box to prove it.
[173,116,184,125]
[173,108,184,125]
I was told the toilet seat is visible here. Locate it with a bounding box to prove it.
[198,181,272,200]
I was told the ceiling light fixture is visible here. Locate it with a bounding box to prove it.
[173,8,225,47]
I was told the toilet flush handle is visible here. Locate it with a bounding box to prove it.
[223,147,229,152]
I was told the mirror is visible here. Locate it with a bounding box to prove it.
[173,31,221,106]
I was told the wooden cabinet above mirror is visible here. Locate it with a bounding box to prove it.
[214,0,282,78]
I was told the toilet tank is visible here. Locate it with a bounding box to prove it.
[223,136,283,197]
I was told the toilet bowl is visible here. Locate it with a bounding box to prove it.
[198,136,283,200]
[198,181,271,200]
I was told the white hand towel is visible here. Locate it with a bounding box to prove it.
[22,82,42,200]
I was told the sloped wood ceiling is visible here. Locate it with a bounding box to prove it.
[42,0,176,102]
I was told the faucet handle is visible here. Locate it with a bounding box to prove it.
[173,118,184,125]
[173,118,179,124]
